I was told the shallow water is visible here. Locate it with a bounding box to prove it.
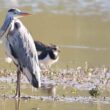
[2,98,110,110]
[0,81,110,110]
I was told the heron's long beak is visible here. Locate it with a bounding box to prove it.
[19,12,32,16]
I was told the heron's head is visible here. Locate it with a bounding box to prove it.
[7,8,31,19]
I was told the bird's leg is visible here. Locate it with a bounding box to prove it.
[14,69,21,98]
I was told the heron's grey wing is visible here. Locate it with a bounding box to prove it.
[8,25,40,88]
[9,32,39,70]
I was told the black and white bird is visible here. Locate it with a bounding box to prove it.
[34,40,60,69]
[0,8,41,97]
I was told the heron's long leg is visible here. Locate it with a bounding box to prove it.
[14,69,21,98]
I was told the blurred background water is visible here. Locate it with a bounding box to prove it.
[0,0,110,69]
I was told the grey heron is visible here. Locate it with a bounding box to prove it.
[34,41,60,69]
[0,8,41,97]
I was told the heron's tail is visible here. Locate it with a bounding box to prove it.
[23,67,41,88]
[31,73,41,88]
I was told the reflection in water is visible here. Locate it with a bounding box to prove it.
[41,83,57,97]
[96,101,101,110]
[15,99,20,110]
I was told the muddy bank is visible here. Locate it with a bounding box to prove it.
[0,66,110,92]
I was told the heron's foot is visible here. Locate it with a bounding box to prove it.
[13,93,20,99]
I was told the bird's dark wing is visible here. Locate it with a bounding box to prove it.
[38,51,48,60]
[34,40,48,51]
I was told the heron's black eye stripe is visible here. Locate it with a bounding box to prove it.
[8,9,16,12]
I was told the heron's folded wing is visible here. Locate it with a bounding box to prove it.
[9,31,40,74]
